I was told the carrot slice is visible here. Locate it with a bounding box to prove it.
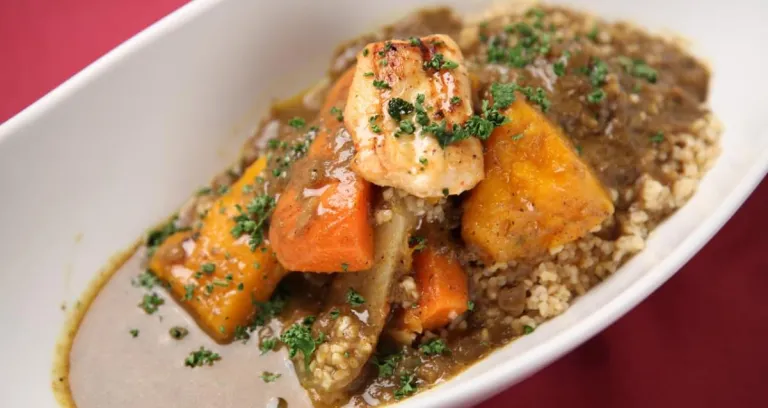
[149,157,286,343]
[413,246,469,330]
[269,68,374,273]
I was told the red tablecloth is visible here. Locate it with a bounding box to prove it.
[2,1,766,407]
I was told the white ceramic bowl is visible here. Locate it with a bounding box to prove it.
[1,0,766,407]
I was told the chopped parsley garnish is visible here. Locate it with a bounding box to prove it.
[442,188,450,197]
[398,120,415,135]
[133,270,159,290]
[280,318,324,369]
[196,186,212,196]
[617,56,658,83]
[329,308,341,319]
[260,337,278,354]
[330,106,343,122]
[512,133,524,141]
[419,157,428,166]
[341,262,349,272]
[217,185,229,195]
[230,194,276,251]
[419,338,449,356]
[237,282,244,291]
[129,329,139,338]
[490,82,517,109]
[423,53,459,70]
[387,98,415,120]
[260,371,281,383]
[184,347,221,367]
[346,288,366,307]
[378,58,388,66]
[288,117,306,129]
[372,79,390,89]
[523,325,535,334]
[575,145,584,155]
[138,293,164,314]
[201,263,215,274]
[169,326,189,340]
[252,291,287,327]
[183,283,196,301]
[394,372,418,400]
[467,300,475,311]
[146,216,189,257]
[588,59,609,87]
[553,60,566,76]
[362,48,369,57]
[650,131,665,143]
[372,352,402,377]
[409,36,422,46]
[586,88,606,104]
[587,25,599,42]
[408,235,427,252]
[363,71,374,77]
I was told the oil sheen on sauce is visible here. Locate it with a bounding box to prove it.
[66,248,314,408]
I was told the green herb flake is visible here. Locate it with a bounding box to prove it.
[450,96,461,106]
[588,59,609,87]
[201,263,216,274]
[378,58,388,66]
[362,48,369,57]
[184,347,221,368]
[129,329,139,338]
[467,300,475,311]
[586,88,606,104]
[346,288,366,307]
[330,106,344,122]
[341,262,349,272]
[587,25,599,42]
[169,326,189,340]
[408,235,427,252]
[512,133,524,141]
[196,186,212,196]
[419,157,428,166]
[372,352,402,378]
[442,188,450,197]
[183,283,196,301]
[409,36,422,46]
[618,56,658,83]
[387,98,415,120]
[133,270,159,290]
[523,325,535,334]
[363,71,375,77]
[260,337,278,354]
[260,371,281,383]
[420,338,449,356]
[398,120,415,135]
[394,372,418,400]
[237,282,245,291]
[138,293,164,314]
[146,216,189,257]
[288,117,306,129]
[280,318,324,369]
[372,79,390,89]
[490,82,517,109]
[329,308,341,320]
[553,61,566,76]
[230,194,276,251]
[650,131,665,144]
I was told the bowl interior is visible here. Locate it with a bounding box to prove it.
[0,0,766,407]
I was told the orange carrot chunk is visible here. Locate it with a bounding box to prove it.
[269,68,374,273]
[413,246,469,331]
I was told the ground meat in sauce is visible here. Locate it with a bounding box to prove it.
[85,5,720,408]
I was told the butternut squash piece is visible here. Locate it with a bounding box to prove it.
[413,246,469,330]
[462,98,614,263]
[149,157,286,343]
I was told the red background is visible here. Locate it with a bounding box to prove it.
[2,1,766,407]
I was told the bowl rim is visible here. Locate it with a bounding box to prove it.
[2,0,766,407]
